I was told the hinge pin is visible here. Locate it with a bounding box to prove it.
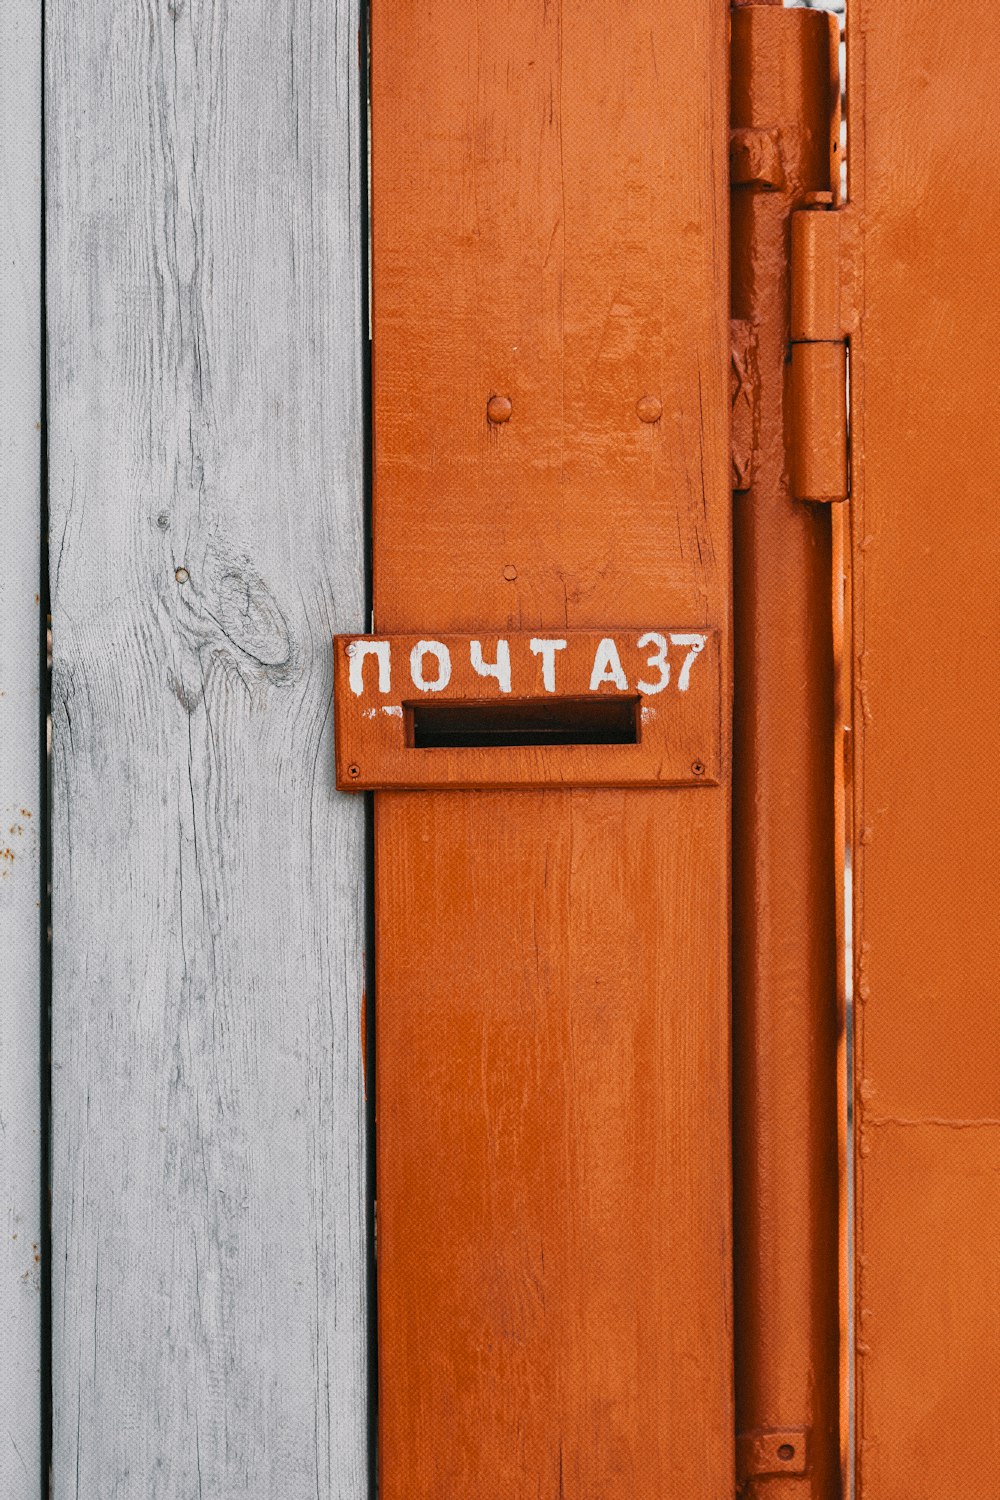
[789,207,849,503]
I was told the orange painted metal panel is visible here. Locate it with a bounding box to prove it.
[369,1,733,1495]
[848,1,1000,1493]
[859,1127,1000,1497]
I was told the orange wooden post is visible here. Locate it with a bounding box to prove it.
[365,2,734,1494]
[730,8,843,1499]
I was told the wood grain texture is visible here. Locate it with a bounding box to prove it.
[0,3,43,1494]
[45,2,368,1494]
[848,2,1000,1493]
[370,2,733,1494]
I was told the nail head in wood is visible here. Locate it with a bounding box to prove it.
[486,394,512,424]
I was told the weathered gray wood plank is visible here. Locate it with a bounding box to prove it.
[0,3,43,1495]
[46,1,369,1494]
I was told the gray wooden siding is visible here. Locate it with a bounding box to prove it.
[0,4,43,1495]
[45,1,369,1493]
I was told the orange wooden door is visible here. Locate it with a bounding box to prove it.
[368,2,733,1495]
[847,1,1000,1494]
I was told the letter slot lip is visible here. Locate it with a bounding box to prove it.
[333,628,722,790]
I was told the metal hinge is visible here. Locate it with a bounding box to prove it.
[736,1427,811,1491]
[789,203,852,502]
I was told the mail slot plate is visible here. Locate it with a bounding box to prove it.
[333,630,722,789]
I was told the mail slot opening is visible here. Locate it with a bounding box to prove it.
[407,696,641,748]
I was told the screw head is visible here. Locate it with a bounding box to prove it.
[503,564,518,582]
[777,1445,795,1462]
[348,765,361,779]
[636,395,663,424]
[691,760,705,777]
[175,566,190,583]
[487,394,512,424]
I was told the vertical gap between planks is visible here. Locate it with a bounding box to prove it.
[361,3,379,1495]
[364,794,378,1498]
[39,0,53,1485]
[842,28,854,1491]
[834,8,853,1489]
